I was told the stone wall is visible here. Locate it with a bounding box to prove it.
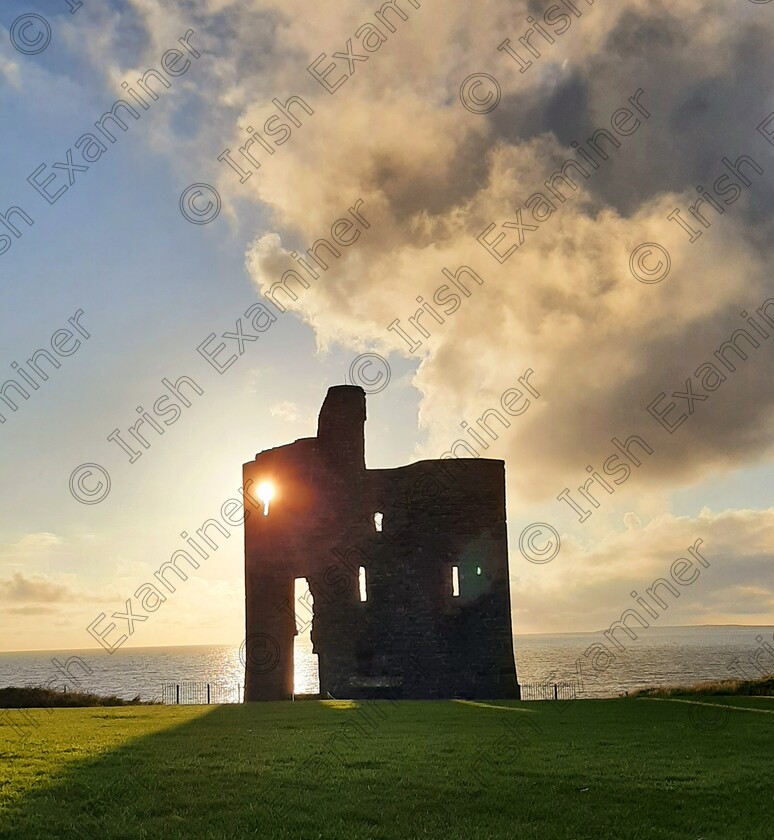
[243,385,518,701]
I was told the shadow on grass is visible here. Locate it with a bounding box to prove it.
[0,702,470,840]
[1,699,772,840]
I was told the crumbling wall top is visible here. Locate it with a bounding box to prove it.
[316,385,366,469]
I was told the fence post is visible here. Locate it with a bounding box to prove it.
[553,684,558,700]
[162,681,247,705]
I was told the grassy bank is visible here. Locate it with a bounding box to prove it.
[0,697,771,839]
[0,686,153,708]
[634,674,774,697]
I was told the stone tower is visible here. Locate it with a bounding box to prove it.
[242,385,518,701]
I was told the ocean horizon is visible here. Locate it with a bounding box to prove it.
[2,624,771,702]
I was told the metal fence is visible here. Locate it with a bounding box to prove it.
[160,681,578,704]
[161,682,242,705]
[519,682,578,701]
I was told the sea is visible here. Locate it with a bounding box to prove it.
[1,625,771,702]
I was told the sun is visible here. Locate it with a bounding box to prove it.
[257,481,274,515]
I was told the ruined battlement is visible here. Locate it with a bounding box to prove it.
[243,385,518,701]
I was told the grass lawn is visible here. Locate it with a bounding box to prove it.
[0,697,771,839]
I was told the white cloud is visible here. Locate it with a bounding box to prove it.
[512,507,774,632]
[0,53,20,89]
[270,400,300,423]
[53,0,774,633]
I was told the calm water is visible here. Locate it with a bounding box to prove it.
[1,626,771,701]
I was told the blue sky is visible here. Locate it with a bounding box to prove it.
[1,0,773,652]
[0,0,422,650]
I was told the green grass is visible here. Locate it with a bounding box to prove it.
[0,697,771,839]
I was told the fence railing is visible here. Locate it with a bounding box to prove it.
[160,681,579,704]
[161,682,242,705]
[519,682,578,701]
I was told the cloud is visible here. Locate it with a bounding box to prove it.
[511,507,774,633]
[270,400,300,423]
[0,53,20,89]
[58,0,774,632]
[0,533,67,571]
[10,533,64,552]
[189,0,774,502]
[0,572,74,604]
[6,605,59,616]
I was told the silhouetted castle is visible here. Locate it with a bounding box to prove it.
[242,385,519,701]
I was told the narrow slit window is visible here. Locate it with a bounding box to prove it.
[257,482,274,516]
[374,512,383,532]
[358,566,368,602]
[452,565,460,597]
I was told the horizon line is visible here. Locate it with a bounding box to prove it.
[2,622,773,655]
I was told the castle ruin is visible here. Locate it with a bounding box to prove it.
[242,385,519,701]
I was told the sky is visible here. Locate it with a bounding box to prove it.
[0,0,773,655]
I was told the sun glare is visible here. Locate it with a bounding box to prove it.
[257,481,274,515]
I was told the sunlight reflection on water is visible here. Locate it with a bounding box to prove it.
[1,626,770,701]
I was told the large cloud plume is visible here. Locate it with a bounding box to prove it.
[69,0,774,505]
